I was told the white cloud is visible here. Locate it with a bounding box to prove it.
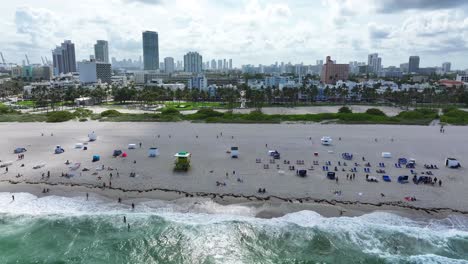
[0,0,467,68]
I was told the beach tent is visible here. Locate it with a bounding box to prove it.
[381,152,392,158]
[398,158,407,164]
[321,136,332,145]
[88,131,97,141]
[383,175,391,182]
[298,169,307,177]
[75,143,84,149]
[122,152,128,158]
[398,175,409,183]
[92,155,100,162]
[148,147,159,157]
[113,150,123,157]
[446,158,461,168]
[342,153,353,160]
[14,147,27,154]
[55,145,65,154]
[327,172,336,180]
[128,144,136,149]
[231,147,239,158]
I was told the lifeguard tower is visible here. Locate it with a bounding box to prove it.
[174,152,191,171]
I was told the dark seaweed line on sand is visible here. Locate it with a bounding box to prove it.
[3,179,467,215]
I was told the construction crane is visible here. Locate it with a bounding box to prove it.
[41,56,45,65]
[0,52,5,65]
[25,54,30,65]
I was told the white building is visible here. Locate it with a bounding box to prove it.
[183,52,203,73]
[77,60,112,84]
[456,74,468,82]
[368,53,382,74]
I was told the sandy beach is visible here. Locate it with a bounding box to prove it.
[0,121,467,217]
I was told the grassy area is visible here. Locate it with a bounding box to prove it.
[164,101,224,110]
[440,108,468,125]
[0,104,448,125]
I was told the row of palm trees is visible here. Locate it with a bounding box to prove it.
[6,80,468,111]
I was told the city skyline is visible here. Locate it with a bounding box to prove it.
[1,0,468,68]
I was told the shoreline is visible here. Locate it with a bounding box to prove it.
[1,180,466,219]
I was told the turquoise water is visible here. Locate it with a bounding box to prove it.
[0,193,467,264]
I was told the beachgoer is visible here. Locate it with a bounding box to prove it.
[123,216,126,223]
[12,195,14,201]
[118,197,121,203]
[128,223,130,232]
[439,180,442,187]
[132,203,135,210]
[134,160,136,164]
[233,170,235,175]
[139,142,142,148]
[335,177,338,184]
[5,167,8,172]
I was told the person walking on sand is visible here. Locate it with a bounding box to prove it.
[132,203,135,210]
[118,197,122,203]
[5,167,8,173]
[86,193,89,200]
[11,195,14,201]
[439,180,442,187]
[335,177,339,184]
[139,142,142,148]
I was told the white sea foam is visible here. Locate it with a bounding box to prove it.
[1,192,468,262]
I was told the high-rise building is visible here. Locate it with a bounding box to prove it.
[94,40,109,63]
[52,40,76,75]
[442,62,451,73]
[164,57,174,73]
[229,59,233,69]
[217,59,222,70]
[320,56,349,85]
[408,56,420,73]
[211,59,216,70]
[142,31,159,70]
[183,52,203,73]
[368,53,382,74]
[223,59,227,69]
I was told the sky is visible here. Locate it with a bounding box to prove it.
[1,0,468,69]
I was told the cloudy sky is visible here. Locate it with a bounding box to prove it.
[1,0,468,69]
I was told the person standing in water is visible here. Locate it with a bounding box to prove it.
[123,216,127,224]
[11,195,14,201]
[127,223,130,232]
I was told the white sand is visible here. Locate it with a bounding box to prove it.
[0,121,467,213]
[180,105,408,116]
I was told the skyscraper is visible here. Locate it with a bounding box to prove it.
[368,53,382,74]
[142,31,159,70]
[52,40,76,75]
[217,59,222,70]
[229,59,233,69]
[442,62,451,73]
[408,56,420,73]
[211,59,216,70]
[164,57,174,73]
[94,40,109,63]
[183,52,203,73]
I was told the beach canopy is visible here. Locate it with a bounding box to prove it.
[92,155,100,162]
[128,144,136,149]
[321,136,332,145]
[75,143,84,149]
[88,131,97,141]
[148,147,159,157]
[381,152,392,158]
[446,158,461,168]
[231,147,239,158]
[14,147,27,154]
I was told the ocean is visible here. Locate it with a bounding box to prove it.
[0,192,467,264]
